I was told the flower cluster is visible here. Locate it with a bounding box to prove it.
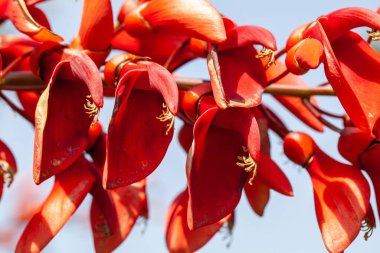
[1,0,380,252]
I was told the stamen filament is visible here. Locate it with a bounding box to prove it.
[84,95,100,121]
[0,159,16,187]
[236,146,257,185]
[156,103,174,135]
[361,218,375,241]
[367,29,380,41]
[256,47,275,69]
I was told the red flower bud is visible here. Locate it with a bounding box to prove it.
[283,132,314,166]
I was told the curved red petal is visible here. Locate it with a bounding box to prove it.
[244,179,270,216]
[359,144,380,220]
[220,25,277,51]
[307,147,370,253]
[91,180,147,253]
[209,46,265,108]
[328,32,380,132]
[187,108,248,229]
[166,190,229,253]
[124,0,226,43]
[33,51,102,184]
[104,90,174,188]
[257,153,293,196]
[16,157,95,253]
[320,7,380,41]
[9,0,63,42]
[112,30,193,68]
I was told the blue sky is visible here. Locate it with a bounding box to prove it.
[1,0,380,252]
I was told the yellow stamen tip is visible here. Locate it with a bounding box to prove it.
[367,29,380,41]
[256,48,275,69]
[0,160,16,187]
[156,103,174,135]
[84,95,100,121]
[236,146,257,185]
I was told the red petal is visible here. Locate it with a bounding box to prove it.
[178,124,193,153]
[104,90,174,188]
[33,50,103,184]
[244,179,270,216]
[208,46,265,108]
[359,144,380,220]
[187,108,252,229]
[338,127,373,166]
[91,180,147,253]
[320,7,380,41]
[17,91,40,124]
[328,32,380,132]
[112,30,194,69]
[307,147,370,253]
[76,0,113,51]
[166,190,229,253]
[220,25,277,51]
[0,35,39,71]
[257,153,293,196]
[9,0,63,42]
[124,0,226,43]
[285,38,324,75]
[72,0,113,66]
[16,157,95,253]
[134,61,178,114]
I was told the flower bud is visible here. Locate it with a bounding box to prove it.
[283,132,314,166]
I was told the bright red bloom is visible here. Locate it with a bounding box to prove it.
[30,43,103,184]
[16,157,96,253]
[186,95,260,229]
[207,21,277,109]
[122,0,226,43]
[71,0,114,66]
[244,152,293,216]
[338,127,380,225]
[165,190,231,253]
[91,180,148,253]
[284,132,370,253]
[8,0,63,42]
[285,8,380,132]
[103,54,178,189]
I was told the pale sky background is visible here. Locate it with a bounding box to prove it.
[1,0,380,252]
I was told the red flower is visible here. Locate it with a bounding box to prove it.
[165,190,231,253]
[122,0,226,43]
[207,20,277,109]
[30,43,103,184]
[8,0,63,42]
[285,7,380,132]
[185,95,260,229]
[284,132,370,253]
[103,54,178,188]
[71,0,113,66]
[16,157,96,253]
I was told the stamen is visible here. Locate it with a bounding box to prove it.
[156,103,174,135]
[367,29,380,41]
[361,218,375,241]
[84,95,100,121]
[236,146,257,185]
[0,159,16,187]
[256,47,275,68]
